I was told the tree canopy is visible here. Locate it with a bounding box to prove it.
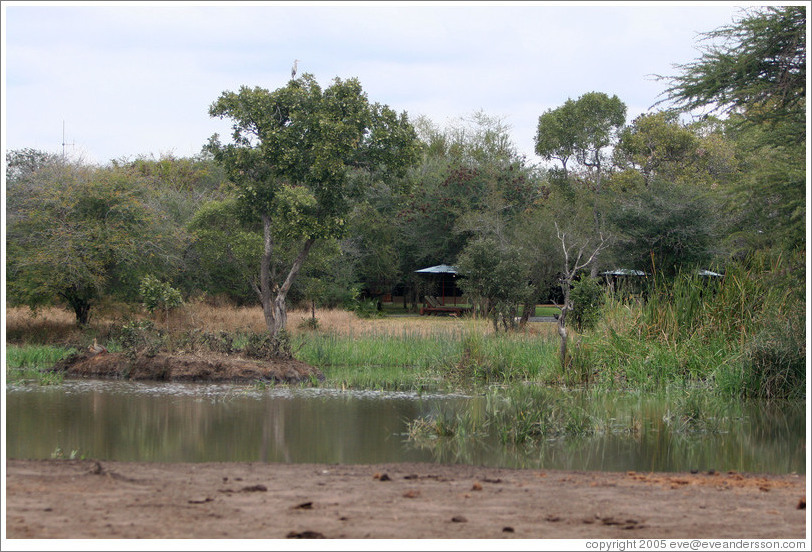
[206,73,420,336]
[6,159,174,324]
[659,6,805,132]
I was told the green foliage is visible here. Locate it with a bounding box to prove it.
[6,156,182,325]
[535,91,626,172]
[456,237,532,332]
[608,179,719,278]
[243,330,294,360]
[395,112,541,309]
[5,345,75,369]
[206,73,420,335]
[6,344,74,386]
[207,74,418,236]
[187,198,261,304]
[569,277,604,332]
[613,112,738,190]
[351,298,385,319]
[573,249,805,399]
[114,319,164,360]
[659,6,805,129]
[723,115,805,253]
[139,275,183,315]
[658,7,805,254]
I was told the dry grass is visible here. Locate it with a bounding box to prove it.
[5,306,111,345]
[6,302,558,345]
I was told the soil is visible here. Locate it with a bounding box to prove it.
[49,350,324,384]
[4,459,806,540]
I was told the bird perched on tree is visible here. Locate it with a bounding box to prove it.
[291,59,300,80]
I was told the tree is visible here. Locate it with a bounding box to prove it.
[607,179,719,278]
[206,73,419,337]
[535,92,626,277]
[658,6,805,132]
[392,112,538,310]
[658,6,806,253]
[6,159,169,325]
[614,111,700,186]
[552,215,610,370]
[187,199,262,304]
[526,183,610,370]
[455,237,532,332]
[535,91,626,178]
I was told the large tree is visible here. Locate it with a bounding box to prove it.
[535,92,625,277]
[607,179,720,278]
[206,74,419,337]
[658,6,806,252]
[393,112,538,310]
[535,91,626,179]
[6,157,170,324]
[658,6,805,132]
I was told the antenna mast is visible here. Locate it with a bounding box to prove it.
[61,120,75,159]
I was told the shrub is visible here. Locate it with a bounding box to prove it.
[569,277,605,332]
[139,275,183,317]
[738,314,805,400]
[114,319,164,359]
[242,330,293,360]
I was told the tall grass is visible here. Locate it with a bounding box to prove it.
[572,249,805,399]
[5,344,75,385]
[295,325,562,391]
[407,385,752,454]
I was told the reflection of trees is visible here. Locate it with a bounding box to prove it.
[5,386,805,474]
[261,400,289,462]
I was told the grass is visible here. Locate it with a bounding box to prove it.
[5,302,563,392]
[569,251,805,400]
[5,344,75,385]
[6,252,804,402]
[406,384,750,453]
[294,324,562,391]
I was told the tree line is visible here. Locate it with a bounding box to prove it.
[6,7,805,362]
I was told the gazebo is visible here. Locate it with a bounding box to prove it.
[414,264,468,315]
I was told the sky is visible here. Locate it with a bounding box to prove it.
[2,1,753,166]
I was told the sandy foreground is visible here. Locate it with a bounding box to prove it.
[3,458,808,542]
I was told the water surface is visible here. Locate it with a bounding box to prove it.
[5,380,805,473]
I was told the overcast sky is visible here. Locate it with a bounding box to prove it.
[2,1,749,166]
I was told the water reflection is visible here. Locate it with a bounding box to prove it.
[5,380,805,473]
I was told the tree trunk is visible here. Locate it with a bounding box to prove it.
[259,215,316,338]
[557,304,569,370]
[60,287,92,326]
[519,300,535,327]
[557,282,572,370]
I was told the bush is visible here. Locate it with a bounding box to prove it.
[738,315,805,400]
[351,298,384,319]
[139,275,183,316]
[569,277,605,332]
[243,330,293,360]
[114,319,165,359]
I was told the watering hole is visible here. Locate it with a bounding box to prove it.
[5,379,805,473]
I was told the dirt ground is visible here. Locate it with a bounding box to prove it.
[50,350,324,383]
[4,459,807,540]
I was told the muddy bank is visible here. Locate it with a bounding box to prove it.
[50,350,324,384]
[4,459,806,539]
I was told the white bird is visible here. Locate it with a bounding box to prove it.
[291,59,300,80]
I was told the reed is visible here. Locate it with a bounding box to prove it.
[5,344,74,385]
[572,250,805,399]
[295,324,561,391]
